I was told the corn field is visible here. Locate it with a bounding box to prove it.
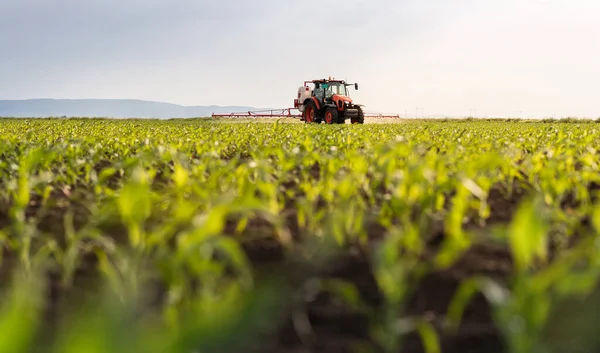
[1,117,600,353]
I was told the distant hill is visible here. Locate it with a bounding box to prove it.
[0,99,269,118]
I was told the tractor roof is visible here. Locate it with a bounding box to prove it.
[312,78,345,83]
[305,78,346,86]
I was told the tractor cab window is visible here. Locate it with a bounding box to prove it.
[325,84,347,97]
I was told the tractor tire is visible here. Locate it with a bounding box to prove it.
[303,100,318,124]
[324,107,339,124]
[351,106,365,124]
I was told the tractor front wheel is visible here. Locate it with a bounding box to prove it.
[324,107,339,124]
[303,101,318,124]
[351,106,365,124]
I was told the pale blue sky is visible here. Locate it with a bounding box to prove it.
[1,0,599,117]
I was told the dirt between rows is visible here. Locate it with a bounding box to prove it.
[0,180,563,353]
[235,180,593,353]
[211,182,530,353]
[239,230,512,353]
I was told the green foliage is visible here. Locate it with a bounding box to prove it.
[0,118,598,352]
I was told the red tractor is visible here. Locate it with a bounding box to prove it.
[294,77,365,124]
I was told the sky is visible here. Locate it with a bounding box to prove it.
[1,0,600,118]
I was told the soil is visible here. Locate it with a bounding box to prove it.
[227,183,527,353]
[0,180,542,353]
[240,240,512,353]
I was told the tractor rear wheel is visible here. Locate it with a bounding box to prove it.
[303,101,318,123]
[324,107,339,124]
[351,106,365,124]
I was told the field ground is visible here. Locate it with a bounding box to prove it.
[0,117,600,353]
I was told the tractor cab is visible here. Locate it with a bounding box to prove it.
[312,79,355,103]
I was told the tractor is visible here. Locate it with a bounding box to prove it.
[294,77,365,124]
